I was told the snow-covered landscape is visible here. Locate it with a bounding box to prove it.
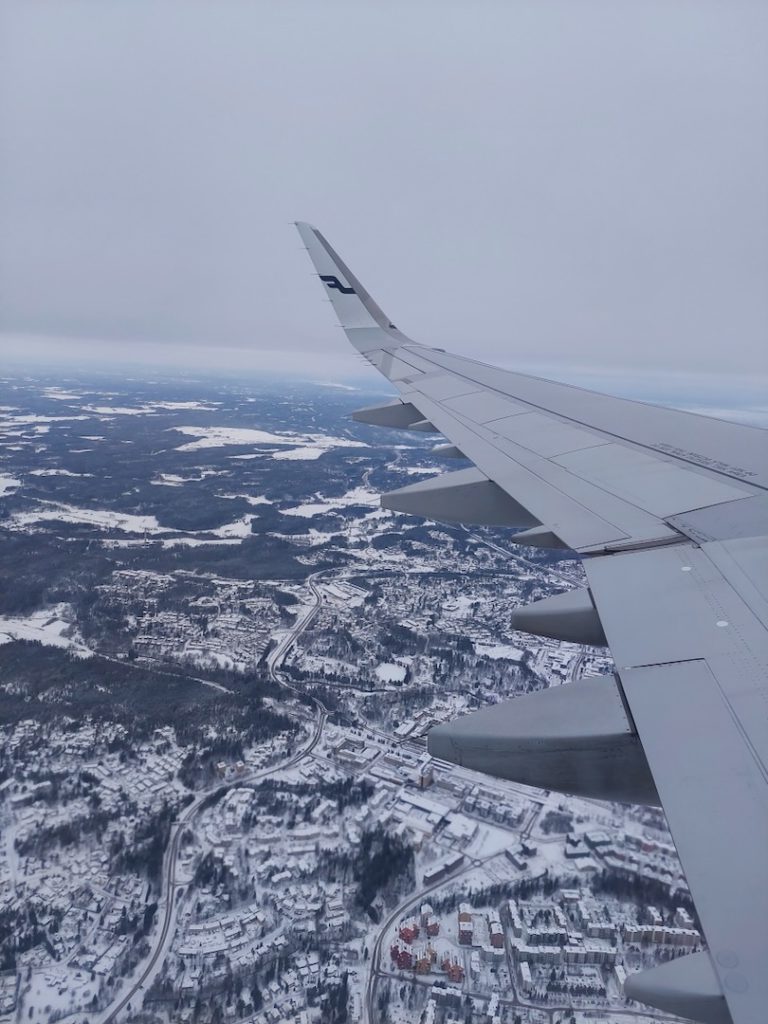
[0,374,694,1024]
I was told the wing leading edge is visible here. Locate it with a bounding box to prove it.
[295,223,768,1024]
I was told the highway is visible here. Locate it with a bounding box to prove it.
[98,552,586,1023]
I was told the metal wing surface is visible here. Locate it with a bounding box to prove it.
[295,222,768,1024]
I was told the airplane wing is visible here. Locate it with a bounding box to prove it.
[295,222,768,1024]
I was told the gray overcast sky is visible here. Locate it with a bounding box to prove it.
[1,0,767,389]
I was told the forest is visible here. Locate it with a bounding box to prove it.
[317,825,415,915]
[0,642,298,755]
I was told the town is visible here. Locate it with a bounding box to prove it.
[0,377,698,1024]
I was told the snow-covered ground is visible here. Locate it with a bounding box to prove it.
[0,413,89,430]
[271,446,327,461]
[283,486,379,518]
[216,492,272,506]
[42,388,85,401]
[82,404,155,415]
[24,966,98,1024]
[474,642,525,661]
[10,503,168,534]
[0,473,20,496]
[29,468,94,478]
[8,501,263,543]
[200,514,256,539]
[150,400,220,411]
[375,663,407,683]
[0,604,92,656]
[158,537,243,548]
[151,470,227,486]
[82,400,219,414]
[170,424,367,457]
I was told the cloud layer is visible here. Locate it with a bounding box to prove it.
[1,0,766,379]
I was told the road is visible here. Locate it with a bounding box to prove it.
[365,854,678,1024]
[265,569,327,701]
[363,846,522,1024]
[99,570,331,1023]
[93,649,234,694]
[464,526,579,588]
[467,527,598,684]
[97,550,590,1023]
[364,858,474,1024]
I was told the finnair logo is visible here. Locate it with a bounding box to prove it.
[320,274,355,295]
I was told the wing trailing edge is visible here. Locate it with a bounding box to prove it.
[624,953,731,1024]
[381,467,539,528]
[428,674,658,805]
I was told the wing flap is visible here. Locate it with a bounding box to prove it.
[553,443,750,517]
[351,400,424,428]
[414,373,480,402]
[382,467,538,528]
[624,952,731,1024]
[399,387,674,550]
[489,411,607,457]
[621,660,768,1024]
[397,374,756,549]
[442,391,528,422]
[428,673,658,805]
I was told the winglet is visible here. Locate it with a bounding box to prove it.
[295,222,415,353]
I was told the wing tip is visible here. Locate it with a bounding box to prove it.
[294,221,319,248]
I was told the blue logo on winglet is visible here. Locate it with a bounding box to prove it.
[320,275,355,295]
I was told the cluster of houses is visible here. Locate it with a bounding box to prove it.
[103,568,281,672]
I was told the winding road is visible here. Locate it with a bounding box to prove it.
[99,571,331,1023]
[98,545,591,1023]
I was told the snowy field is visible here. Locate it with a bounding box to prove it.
[375,662,407,683]
[0,473,20,496]
[283,485,379,518]
[10,503,168,535]
[171,424,367,458]
[0,604,91,656]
